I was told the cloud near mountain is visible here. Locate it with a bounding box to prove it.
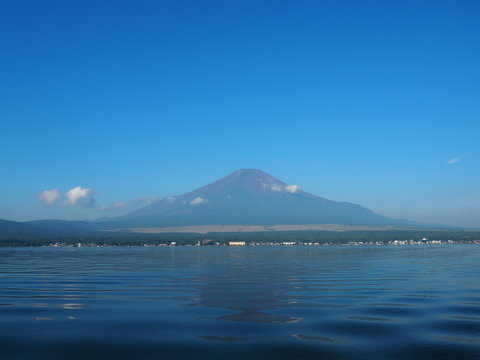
[190,197,207,205]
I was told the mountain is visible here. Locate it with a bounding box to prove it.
[104,169,407,228]
[25,220,100,234]
[0,219,59,238]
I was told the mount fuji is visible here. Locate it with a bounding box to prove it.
[103,169,407,228]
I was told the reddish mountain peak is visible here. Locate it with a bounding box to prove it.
[225,168,283,183]
[225,169,279,180]
[189,169,286,197]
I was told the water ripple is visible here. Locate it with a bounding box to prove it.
[0,246,479,360]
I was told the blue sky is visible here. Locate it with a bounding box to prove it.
[1,0,479,227]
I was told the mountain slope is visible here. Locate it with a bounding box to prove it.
[104,169,401,227]
[0,219,59,238]
[26,220,100,234]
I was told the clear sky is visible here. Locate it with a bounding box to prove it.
[1,0,479,227]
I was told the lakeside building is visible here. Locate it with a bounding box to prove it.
[229,241,246,246]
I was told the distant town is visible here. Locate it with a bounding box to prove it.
[2,228,480,248]
[44,237,480,248]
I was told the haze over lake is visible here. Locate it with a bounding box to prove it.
[1,245,479,360]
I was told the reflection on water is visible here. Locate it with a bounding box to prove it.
[216,311,301,323]
[198,335,248,342]
[0,245,479,360]
[61,303,86,309]
[192,247,313,324]
[292,333,334,342]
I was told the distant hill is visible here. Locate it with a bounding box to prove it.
[26,220,99,234]
[103,169,416,228]
[0,219,58,238]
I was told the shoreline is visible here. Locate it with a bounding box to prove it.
[19,239,480,248]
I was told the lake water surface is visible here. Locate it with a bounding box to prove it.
[1,245,480,359]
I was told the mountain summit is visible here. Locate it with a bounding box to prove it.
[107,169,399,227]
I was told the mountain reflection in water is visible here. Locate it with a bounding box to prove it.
[191,247,324,324]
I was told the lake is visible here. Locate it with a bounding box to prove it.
[1,245,479,359]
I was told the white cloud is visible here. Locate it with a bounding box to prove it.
[285,184,300,193]
[97,202,128,211]
[270,183,283,192]
[97,197,158,212]
[38,189,60,206]
[113,201,128,208]
[165,196,176,203]
[131,197,158,206]
[266,183,300,193]
[190,197,207,205]
[65,186,95,207]
[447,156,463,164]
